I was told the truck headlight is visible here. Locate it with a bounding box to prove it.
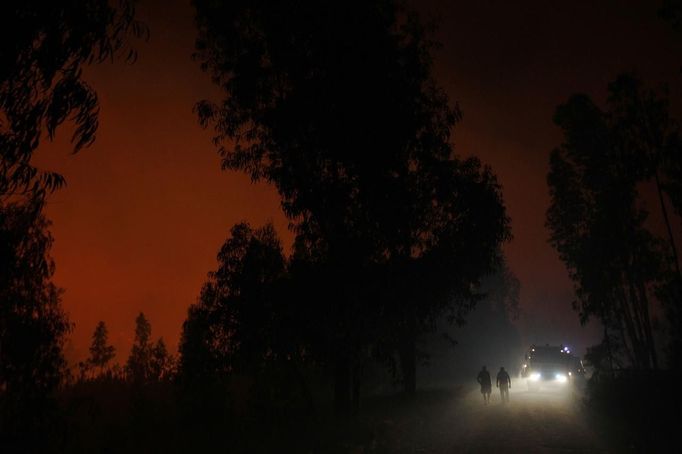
[530,372,541,381]
[555,373,567,383]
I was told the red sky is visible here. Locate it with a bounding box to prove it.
[34,0,682,364]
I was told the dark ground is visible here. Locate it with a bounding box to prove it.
[11,374,679,453]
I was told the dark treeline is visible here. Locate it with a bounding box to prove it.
[183,0,509,415]
[0,1,146,451]
[544,2,682,448]
[75,315,175,383]
[6,0,682,452]
[547,71,682,452]
[548,74,682,372]
[0,0,512,451]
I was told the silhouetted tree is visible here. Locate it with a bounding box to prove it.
[180,223,293,380]
[472,255,522,368]
[149,338,174,381]
[126,312,152,383]
[180,221,321,426]
[603,75,682,367]
[484,255,521,320]
[546,75,682,370]
[0,2,143,443]
[663,151,682,217]
[0,201,70,431]
[0,0,146,201]
[193,0,510,407]
[87,321,116,377]
[379,160,510,394]
[420,255,522,382]
[605,75,681,277]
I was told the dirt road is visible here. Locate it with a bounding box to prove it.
[370,380,607,453]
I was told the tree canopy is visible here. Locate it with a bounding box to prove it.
[0,0,146,199]
[88,321,116,376]
[0,202,70,411]
[191,0,510,405]
[547,74,682,370]
[180,222,291,381]
[126,312,152,382]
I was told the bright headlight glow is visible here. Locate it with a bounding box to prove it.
[555,373,568,383]
[530,372,541,381]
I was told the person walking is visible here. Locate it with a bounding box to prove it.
[496,366,511,403]
[477,366,492,405]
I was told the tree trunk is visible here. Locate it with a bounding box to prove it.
[616,289,643,368]
[636,281,658,369]
[655,171,681,278]
[291,360,316,414]
[603,324,615,374]
[599,303,615,373]
[352,365,361,414]
[625,276,648,368]
[334,354,352,416]
[398,315,417,396]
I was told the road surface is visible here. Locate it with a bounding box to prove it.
[367,380,607,453]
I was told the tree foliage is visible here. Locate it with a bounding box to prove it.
[547,74,682,369]
[88,321,116,376]
[125,313,174,383]
[0,0,146,199]
[150,338,174,381]
[424,255,521,382]
[180,222,293,382]
[126,312,152,382]
[0,1,143,436]
[192,0,510,403]
[0,202,70,405]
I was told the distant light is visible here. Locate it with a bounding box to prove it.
[568,372,572,376]
[555,373,567,383]
[530,372,541,381]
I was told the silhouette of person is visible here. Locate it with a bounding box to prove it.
[496,366,511,403]
[477,366,492,405]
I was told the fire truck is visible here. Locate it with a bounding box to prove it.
[520,344,585,390]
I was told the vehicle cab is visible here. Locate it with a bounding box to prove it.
[521,344,584,390]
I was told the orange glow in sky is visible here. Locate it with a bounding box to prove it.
[33,0,682,364]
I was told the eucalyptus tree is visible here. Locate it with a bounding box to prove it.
[0,204,69,400]
[0,0,146,201]
[546,77,681,369]
[0,0,144,428]
[150,338,174,381]
[193,0,510,407]
[179,223,296,383]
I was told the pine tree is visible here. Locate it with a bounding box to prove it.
[150,338,174,380]
[88,321,116,377]
[126,312,152,382]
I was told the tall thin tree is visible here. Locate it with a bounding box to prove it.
[126,312,152,383]
[547,84,672,370]
[88,321,116,377]
[192,0,510,408]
